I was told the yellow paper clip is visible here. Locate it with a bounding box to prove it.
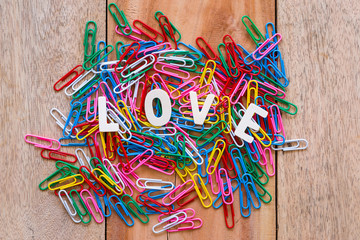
[48,174,84,191]
[199,60,216,88]
[247,80,258,108]
[92,168,123,195]
[76,123,99,141]
[250,127,272,147]
[189,173,212,208]
[206,139,226,175]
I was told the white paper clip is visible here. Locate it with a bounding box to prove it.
[59,189,81,223]
[75,148,89,167]
[50,108,78,137]
[176,134,204,165]
[136,178,175,191]
[144,126,177,137]
[107,109,132,140]
[103,158,126,191]
[152,211,187,234]
[64,70,97,96]
[271,138,308,151]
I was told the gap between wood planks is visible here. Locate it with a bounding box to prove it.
[275,1,278,240]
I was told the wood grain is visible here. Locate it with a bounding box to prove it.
[277,0,360,239]
[0,1,106,239]
[4,0,359,239]
[106,1,276,240]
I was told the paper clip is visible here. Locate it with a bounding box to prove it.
[252,33,282,61]
[69,189,92,224]
[92,168,123,195]
[223,202,234,228]
[158,15,178,48]
[271,138,308,151]
[154,61,190,79]
[155,11,181,42]
[39,166,71,190]
[108,3,132,36]
[48,174,84,191]
[190,173,212,208]
[206,139,226,175]
[133,20,165,43]
[196,37,218,60]
[25,134,61,151]
[84,21,97,61]
[54,65,85,91]
[108,195,135,226]
[162,179,194,206]
[79,166,106,197]
[218,168,234,205]
[41,149,77,163]
[241,16,265,45]
[59,189,81,223]
[121,194,149,223]
[167,217,203,232]
[83,45,114,71]
[80,189,104,223]
[152,211,187,234]
[136,178,175,191]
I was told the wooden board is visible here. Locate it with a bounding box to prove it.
[277,0,360,239]
[106,1,275,240]
[2,0,359,239]
[0,0,106,239]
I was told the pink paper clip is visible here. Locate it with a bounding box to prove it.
[143,160,175,176]
[167,218,203,232]
[252,33,282,61]
[183,83,214,102]
[208,166,221,195]
[218,168,234,205]
[154,62,190,79]
[259,147,275,176]
[98,82,118,107]
[114,165,134,196]
[158,208,202,232]
[162,180,195,206]
[115,25,145,42]
[254,80,286,99]
[269,105,286,139]
[229,74,248,105]
[122,149,154,175]
[80,189,104,223]
[24,134,60,151]
[158,208,195,222]
[117,166,145,193]
[85,87,98,122]
[170,78,197,100]
[137,42,171,58]
[152,73,172,96]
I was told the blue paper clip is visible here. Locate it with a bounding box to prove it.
[108,195,135,226]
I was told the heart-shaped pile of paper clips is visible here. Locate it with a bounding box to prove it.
[25,3,308,233]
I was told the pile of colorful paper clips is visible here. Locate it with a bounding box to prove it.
[25,3,308,233]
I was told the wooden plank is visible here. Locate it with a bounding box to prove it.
[0,1,106,239]
[277,0,360,239]
[106,1,276,239]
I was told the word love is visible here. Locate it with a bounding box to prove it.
[98,91,267,144]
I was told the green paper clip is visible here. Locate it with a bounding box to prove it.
[155,11,181,42]
[242,16,265,46]
[84,21,97,62]
[264,93,298,115]
[83,45,114,70]
[121,194,149,224]
[109,3,132,36]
